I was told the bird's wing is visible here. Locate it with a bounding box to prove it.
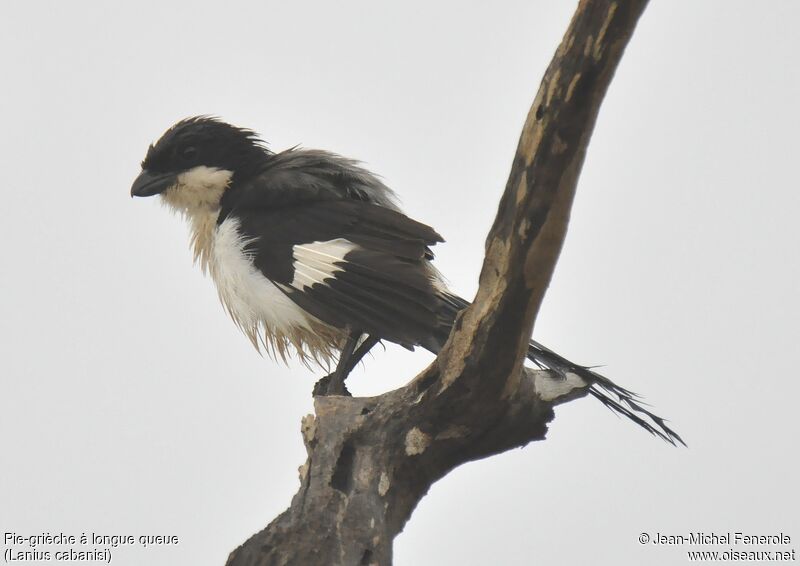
[218,148,399,223]
[232,199,447,350]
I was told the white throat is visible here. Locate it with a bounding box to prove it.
[155,164,344,364]
[159,165,234,272]
[160,165,233,213]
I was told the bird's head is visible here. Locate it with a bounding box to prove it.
[130,116,270,211]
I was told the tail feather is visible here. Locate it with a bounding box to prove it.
[527,340,685,447]
[436,292,684,446]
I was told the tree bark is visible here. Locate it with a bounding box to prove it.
[226,1,649,564]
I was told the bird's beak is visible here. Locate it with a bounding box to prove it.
[130,170,177,197]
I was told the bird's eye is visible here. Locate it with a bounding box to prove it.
[180,146,198,162]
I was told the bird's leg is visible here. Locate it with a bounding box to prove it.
[313,332,361,397]
[343,335,380,375]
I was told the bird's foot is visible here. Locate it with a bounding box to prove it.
[313,373,352,397]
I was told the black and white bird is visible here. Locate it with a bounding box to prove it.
[131,116,683,445]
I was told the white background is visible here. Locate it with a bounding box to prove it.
[1,1,798,565]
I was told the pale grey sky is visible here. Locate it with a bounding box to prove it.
[1,1,798,565]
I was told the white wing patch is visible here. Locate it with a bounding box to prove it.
[291,239,358,291]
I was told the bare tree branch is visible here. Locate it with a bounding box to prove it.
[226,1,649,564]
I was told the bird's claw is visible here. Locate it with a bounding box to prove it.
[313,373,351,397]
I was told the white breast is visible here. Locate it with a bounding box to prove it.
[211,217,317,351]
[159,165,344,364]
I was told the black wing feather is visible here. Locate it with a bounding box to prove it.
[218,148,399,222]
[233,199,445,350]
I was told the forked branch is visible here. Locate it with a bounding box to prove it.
[226,1,650,564]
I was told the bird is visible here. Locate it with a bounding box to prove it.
[130,116,684,446]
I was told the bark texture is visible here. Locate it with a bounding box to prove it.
[226,1,649,564]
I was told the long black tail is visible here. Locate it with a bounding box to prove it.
[436,293,685,446]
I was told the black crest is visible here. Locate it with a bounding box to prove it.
[141,116,271,182]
